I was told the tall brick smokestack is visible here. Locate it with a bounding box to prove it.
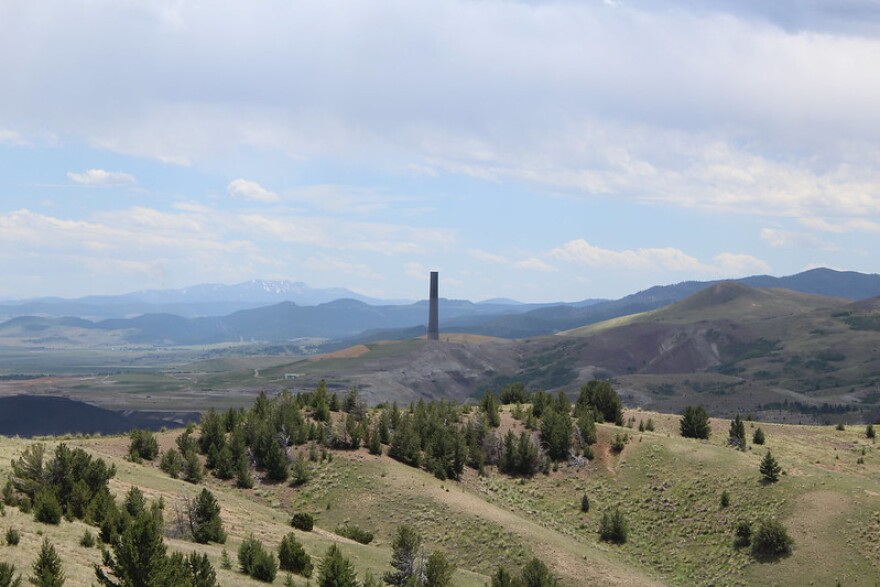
[428,271,439,341]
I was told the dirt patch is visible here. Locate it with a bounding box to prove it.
[311,344,371,361]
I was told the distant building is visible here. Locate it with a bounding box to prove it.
[284,373,300,380]
[428,271,439,340]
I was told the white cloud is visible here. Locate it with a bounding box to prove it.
[0,129,26,146]
[760,228,836,250]
[549,239,709,272]
[67,169,136,186]
[515,257,557,272]
[302,255,381,280]
[550,239,770,277]
[227,179,279,203]
[712,253,771,276]
[468,249,509,264]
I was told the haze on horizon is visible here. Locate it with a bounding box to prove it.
[1,0,879,303]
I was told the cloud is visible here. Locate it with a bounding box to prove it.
[405,261,429,281]
[3,0,880,235]
[549,239,709,272]
[760,228,837,250]
[515,257,557,272]
[0,129,26,146]
[227,179,279,203]
[550,239,770,277]
[712,253,771,276]
[469,248,557,272]
[302,254,381,280]
[67,169,136,186]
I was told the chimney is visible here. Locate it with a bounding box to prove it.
[428,271,439,340]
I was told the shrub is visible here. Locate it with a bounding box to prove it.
[598,508,627,544]
[680,406,711,439]
[867,424,875,440]
[610,433,627,454]
[836,422,846,431]
[734,520,751,547]
[291,513,314,532]
[80,530,96,548]
[720,491,730,508]
[278,533,312,577]
[5,527,20,546]
[751,519,793,557]
[645,418,655,432]
[334,524,374,545]
[752,427,765,445]
[33,488,62,525]
[580,493,590,513]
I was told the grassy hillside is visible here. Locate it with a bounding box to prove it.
[1,406,879,586]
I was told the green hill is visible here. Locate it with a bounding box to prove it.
[1,405,878,586]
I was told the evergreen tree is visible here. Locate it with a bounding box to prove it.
[188,489,226,544]
[262,435,290,482]
[867,423,876,440]
[540,408,572,461]
[576,412,597,446]
[751,519,793,557]
[235,458,254,489]
[520,558,558,587]
[0,563,22,587]
[598,508,628,544]
[575,380,623,425]
[317,544,358,587]
[278,533,313,577]
[760,451,781,483]
[94,509,176,587]
[159,449,183,479]
[480,392,501,428]
[368,426,383,456]
[384,525,422,586]
[182,450,203,484]
[30,538,65,587]
[580,493,590,513]
[180,552,218,587]
[424,551,455,587]
[728,415,746,450]
[752,427,765,445]
[490,568,517,587]
[679,406,711,439]
[33,488,62,525]
[128,430,159,462]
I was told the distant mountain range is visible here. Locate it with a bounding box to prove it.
[0,280,409,320]
[0,268,878,347]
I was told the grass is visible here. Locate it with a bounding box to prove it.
[2,408,880,586]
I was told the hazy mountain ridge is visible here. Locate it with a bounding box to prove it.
[1,268,878,347]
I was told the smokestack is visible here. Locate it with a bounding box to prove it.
[428,271,439,340]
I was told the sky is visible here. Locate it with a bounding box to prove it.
[1,0,879,303]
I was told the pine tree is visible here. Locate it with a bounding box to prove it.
[0,562,22,587]
[752,427,765,445]
[263,439,290,483]
[278,533,313,577]
[30,539,65,587]
[867,424,876,440]
[490,568,516,587]
[760,451,781,483]
[598,508,628,544]
[580,493,590,513]
[728,415,746,450]
[424,551,454,587]
[180,552,218,587]
[33,488,62,525]
[520,558,558,587]
[384,525,422,586]
[680,406,711,439]
[95,510,175,587]
[317,544,358,587]
[368,426,383,456]
[182,450,203,484]
[188,489,226,544]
